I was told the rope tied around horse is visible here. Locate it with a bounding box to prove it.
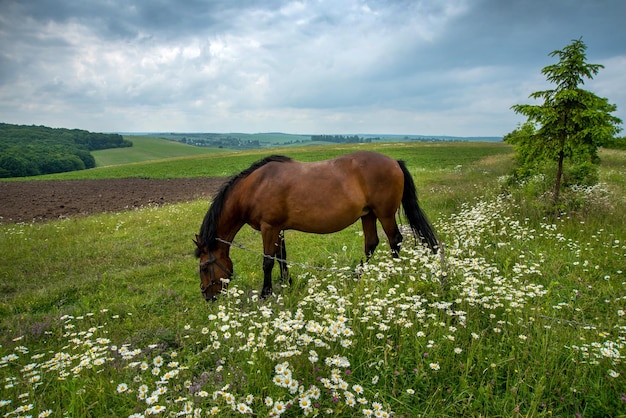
[216,231,444,271]
[216,236,358,273]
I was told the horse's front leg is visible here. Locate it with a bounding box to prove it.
[262,255,275,298]
[278,231,291,285]
[260,226,281,298]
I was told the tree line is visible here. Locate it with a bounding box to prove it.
[0,123,132,178]
[311,135,372,143]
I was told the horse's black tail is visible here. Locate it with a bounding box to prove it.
[397,160,439,253]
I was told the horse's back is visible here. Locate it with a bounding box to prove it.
[341,151,403,183]
[279,151,402,198]
[240,151,404,233]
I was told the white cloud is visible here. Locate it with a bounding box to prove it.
[0,0,624,136]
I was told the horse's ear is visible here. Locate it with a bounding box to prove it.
[193,235,205,258]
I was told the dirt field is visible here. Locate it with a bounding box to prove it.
[0,178,226,223]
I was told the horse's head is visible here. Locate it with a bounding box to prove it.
[194,235,233,301]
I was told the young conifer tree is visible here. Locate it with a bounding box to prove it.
[508,38,622,202]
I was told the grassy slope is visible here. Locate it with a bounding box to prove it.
[93,135,226,167]
[11,142,512,180]
[1,143,625,417]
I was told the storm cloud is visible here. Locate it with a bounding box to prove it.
[1,0,624,136]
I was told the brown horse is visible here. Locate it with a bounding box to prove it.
[194,151,437,301]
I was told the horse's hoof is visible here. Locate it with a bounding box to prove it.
[260,288,273,299]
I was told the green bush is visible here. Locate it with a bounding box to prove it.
[563,161,599,187]
[603,136,626,150]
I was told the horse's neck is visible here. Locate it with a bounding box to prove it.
[216,189,246,244]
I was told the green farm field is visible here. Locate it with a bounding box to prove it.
[92,136,227,167]
[1,142,625,417]
[18,141,512,181]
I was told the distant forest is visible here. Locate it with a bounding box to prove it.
[160,132,502,149]
[0,123,132,178]
[310,135,373,143]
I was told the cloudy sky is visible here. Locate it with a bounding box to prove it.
[1,0,625,137]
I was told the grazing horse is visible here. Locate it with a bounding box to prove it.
[194,151,437,301]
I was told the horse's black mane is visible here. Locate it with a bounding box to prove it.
[195,155,292,256]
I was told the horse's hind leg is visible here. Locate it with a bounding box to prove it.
[361,212,380,261]
[277,231,291,285]
[379,216,403,257]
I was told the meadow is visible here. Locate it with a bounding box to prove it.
[1,142,625,417]
[91,136,226,167]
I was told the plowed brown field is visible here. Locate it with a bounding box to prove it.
[0,178,225,223]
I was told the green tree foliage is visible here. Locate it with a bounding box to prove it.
[0,123,132,178]
[603,135,626,150]
[507,38,622,202]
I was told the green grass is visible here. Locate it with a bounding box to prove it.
[93,136,226,167]
[8,142,512,181]
[1,144,625,417]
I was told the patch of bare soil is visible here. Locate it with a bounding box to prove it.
[0,178,226,223]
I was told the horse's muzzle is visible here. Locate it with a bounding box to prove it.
[203,293,217,302]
